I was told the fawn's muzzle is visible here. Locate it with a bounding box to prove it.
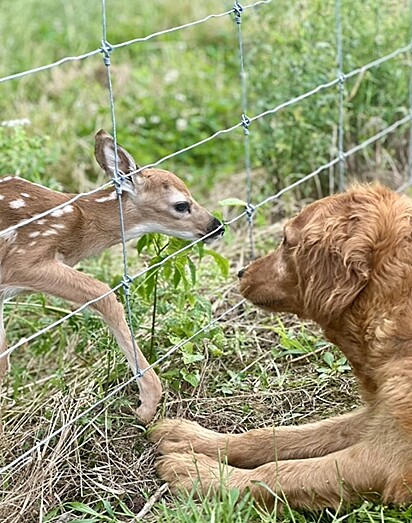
[204,217,225,243]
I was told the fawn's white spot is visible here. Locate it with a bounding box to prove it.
[95,191,117,203]
[29,241,37,247]
[0,176,13,183]
[42,230,59,237]
[51,205,74,217]
[16,248,26,254]
[51,223,65,229]
[28,231,41,238]
[21,193,31,198]
[0,195,4,200]
[37,219,47,225]
[9,199,25,209]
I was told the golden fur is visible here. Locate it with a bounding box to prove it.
[149,183,412,510]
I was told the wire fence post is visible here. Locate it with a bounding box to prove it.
[3,0,412,483]
[335,0,346,192]
[409,0,412,184]
[100,0,142,380]
[234,1,256,260]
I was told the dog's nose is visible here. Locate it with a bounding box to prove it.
[238,268,245,278]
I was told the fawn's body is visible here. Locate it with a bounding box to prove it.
[0,130,223,423]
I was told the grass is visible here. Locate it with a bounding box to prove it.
[1,0,412,521]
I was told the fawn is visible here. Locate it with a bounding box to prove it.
[0,130,223,423]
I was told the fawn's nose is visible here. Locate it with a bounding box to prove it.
[238,268,246,278]
[207,217,225,238]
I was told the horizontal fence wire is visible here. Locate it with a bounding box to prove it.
[0,112,409,366]
[0,41,411,241]
[0,299,247,476]
[1,0,412,483]
[0,0,271,85]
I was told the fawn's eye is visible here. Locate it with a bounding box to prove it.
[174,202,190,213]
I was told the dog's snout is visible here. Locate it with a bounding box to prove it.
[238,268,246,279]
[207,217,225,238]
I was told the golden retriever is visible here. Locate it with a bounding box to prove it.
[149,183,412,510]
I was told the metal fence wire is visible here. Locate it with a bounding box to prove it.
[0,0,412,480]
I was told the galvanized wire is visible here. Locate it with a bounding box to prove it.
[100,0,141,378]
[1,0,412,481]
[335,0,345,192]
[234,1,255,260]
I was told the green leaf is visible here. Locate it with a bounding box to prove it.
[204,249,229,278]
[173,267,182,288]
[322,352,335,367]
[136,235,148,254]
[218,197,247,207]
[182,352,204,365]
[180,369,200,387]
[187,257,197,285]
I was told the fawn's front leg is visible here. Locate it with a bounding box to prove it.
[12,261,161,423]
[150,408,368,467]
[0,297,8,379]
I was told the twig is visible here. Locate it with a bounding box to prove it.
[136,483,169,519]
[288,345,327,364]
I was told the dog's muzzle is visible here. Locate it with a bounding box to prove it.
[238,267,246,278]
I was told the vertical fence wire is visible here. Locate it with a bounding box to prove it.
[409,0,412,184]
[100,0,141,378]
[335,0,345,192]
[2,0,412,482]
[234,1,255,260]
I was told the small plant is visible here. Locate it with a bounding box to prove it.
[315,351,351,378]
[133,233,229,388]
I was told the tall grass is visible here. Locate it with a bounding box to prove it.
[0,1,411,521]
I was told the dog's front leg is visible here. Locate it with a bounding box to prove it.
[150,408,368,467]
[155,441,393,511]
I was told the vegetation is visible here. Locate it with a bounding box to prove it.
[0,0,411,522]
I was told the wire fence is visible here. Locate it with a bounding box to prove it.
[0,0,411,486]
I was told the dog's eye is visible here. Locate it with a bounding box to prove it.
[174,202,190,213]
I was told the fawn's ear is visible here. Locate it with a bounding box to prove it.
[94,130,142,191]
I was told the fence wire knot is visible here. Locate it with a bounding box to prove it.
[241,113,251,134]
[338,72,346,84]
[233,1,243,24]
[122,275,133,296]
[100,39,113,66]
[113,176,124,196]
[245,202,255,220]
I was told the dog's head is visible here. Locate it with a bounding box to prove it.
[239,184,412,325]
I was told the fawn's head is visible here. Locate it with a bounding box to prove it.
[94,130,224,244]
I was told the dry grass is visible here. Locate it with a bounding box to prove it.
[0,271,360,522]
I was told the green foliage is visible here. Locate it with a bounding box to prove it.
[247,0,410,197]
[0,126,60,186]
[316,352,351,378]
[155,488,261,523]
[134,234,229,387]
[56,499,137,522]
[274,318,329,358]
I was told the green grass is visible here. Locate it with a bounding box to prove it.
[0,0,412,522]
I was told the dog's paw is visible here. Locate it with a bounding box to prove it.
[148,418,224,457]
[156,452,230,495]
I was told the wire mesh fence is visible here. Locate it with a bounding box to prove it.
[0,0,411,516]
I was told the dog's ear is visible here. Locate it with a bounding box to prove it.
[297,205,371,323]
